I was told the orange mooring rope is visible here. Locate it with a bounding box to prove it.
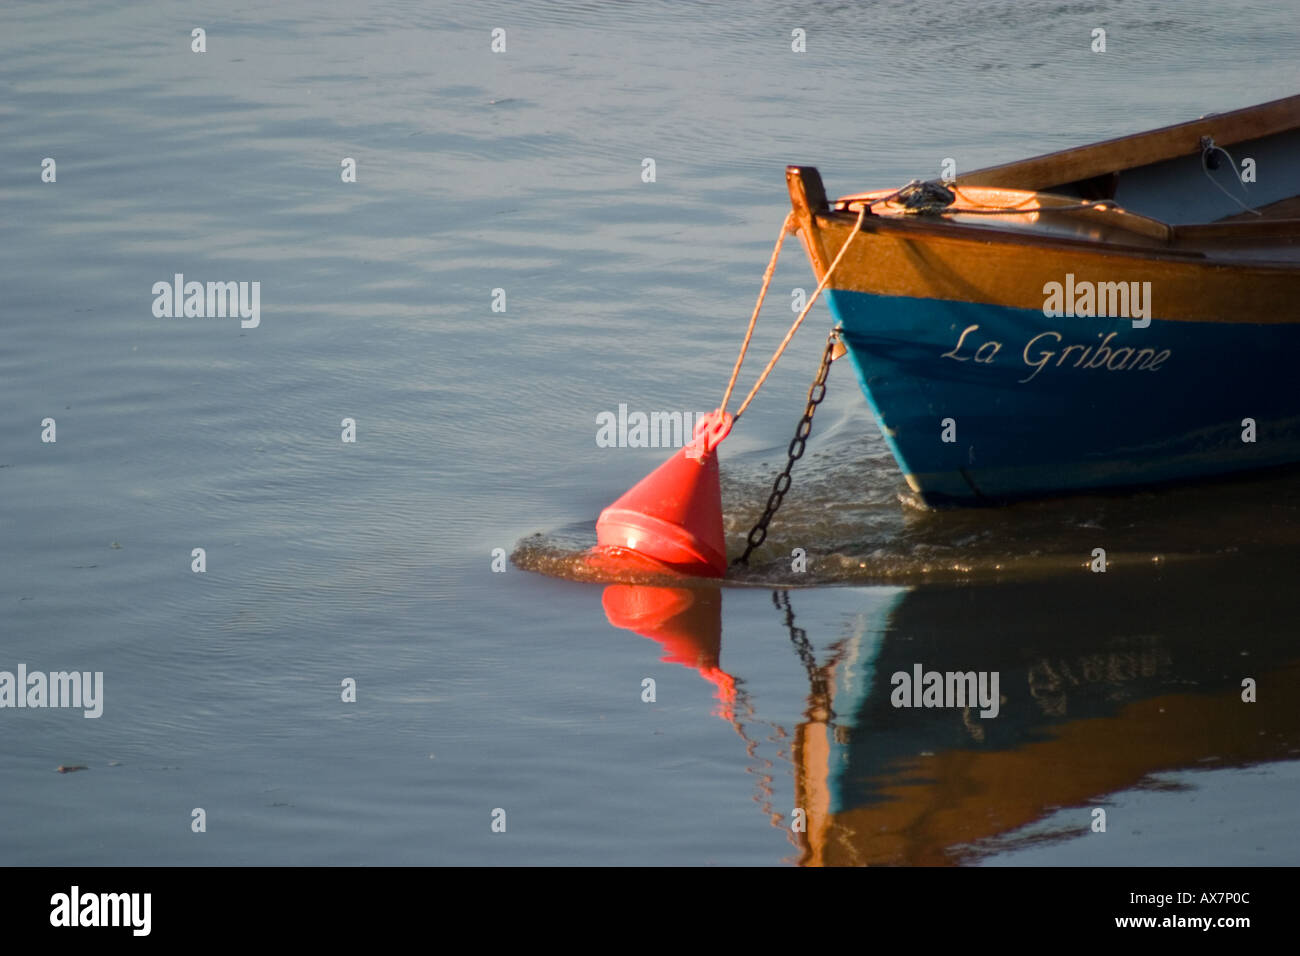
[718,212,795,416]
[728,204,868,420]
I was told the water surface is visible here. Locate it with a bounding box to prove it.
[2,0,1298,865]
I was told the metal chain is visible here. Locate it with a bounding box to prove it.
[734,329,838,566]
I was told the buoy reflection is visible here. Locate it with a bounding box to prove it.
[601,584,736,719]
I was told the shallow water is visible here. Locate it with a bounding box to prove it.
[2,0,1298,865]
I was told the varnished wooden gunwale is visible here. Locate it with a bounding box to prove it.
[800,209,1299,322]
[955,93,1300,191]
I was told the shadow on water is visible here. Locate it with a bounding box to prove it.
[598,554,1300,866]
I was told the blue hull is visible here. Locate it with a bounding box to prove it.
[826,289,1300,502]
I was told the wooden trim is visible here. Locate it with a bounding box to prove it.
[806,211,1300,323]
[818,206,1204,261]
[956,94,1300,190]
[786,166,834,279]
[1055,204,1173,242]
[1218,194,1300,222]
[835,184,1176,243]
[1172,219,1300,242]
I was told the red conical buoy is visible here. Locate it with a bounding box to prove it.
[593,411,733,578]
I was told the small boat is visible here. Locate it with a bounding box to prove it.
[787,94,1300,504]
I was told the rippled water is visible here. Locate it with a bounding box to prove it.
[3,0,1298,865]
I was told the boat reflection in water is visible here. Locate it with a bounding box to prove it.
[600,561,1300,865]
